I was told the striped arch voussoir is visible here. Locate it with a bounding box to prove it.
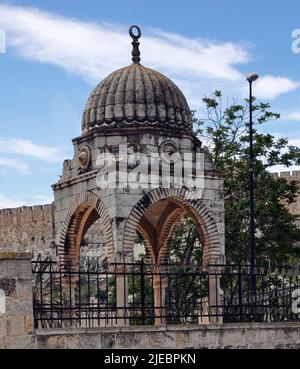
[58,191,113,266]
[123,188,222,268]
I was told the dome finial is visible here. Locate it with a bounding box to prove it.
[129,25,141,63]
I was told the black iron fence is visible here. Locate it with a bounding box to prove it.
[32,259,300,328]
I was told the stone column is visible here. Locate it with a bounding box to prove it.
[0,252,34,349]
[153,267,167,326]
[61,270,78,328]
[207,264,223,324]
[114,256,129,326]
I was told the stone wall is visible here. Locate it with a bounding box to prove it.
[8,323,300,349]
[0,205,55,257]
[0,253,300,349]
[272,171,300,216]
[0,253,34,349]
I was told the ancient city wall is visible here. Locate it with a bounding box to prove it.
[0,205,55,257]
[272,170,300,217]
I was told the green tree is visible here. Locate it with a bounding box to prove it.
[169,216,203,265]
[170,91,300,266]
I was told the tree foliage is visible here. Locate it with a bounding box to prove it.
[170,91,300,266]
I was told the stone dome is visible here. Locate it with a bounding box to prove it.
[82,26,192,133]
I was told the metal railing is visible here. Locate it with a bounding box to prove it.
[32,260,300,328]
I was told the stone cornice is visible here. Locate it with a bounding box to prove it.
[73,126,201,146]
[52,169,98,190]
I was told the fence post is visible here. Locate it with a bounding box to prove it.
[238,263,243,322]
[0,252,34,348]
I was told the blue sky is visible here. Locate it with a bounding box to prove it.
[1,0,300,208]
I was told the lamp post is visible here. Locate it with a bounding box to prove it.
[246,73,259,297]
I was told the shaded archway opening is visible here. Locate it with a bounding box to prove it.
[62,205,109,270]
[123,188,224,269]
[58,192,114,270]
[131,200,207,325]
[168,214,204,266]
[60,204,116,326]
[134,198,205,266]
[80,216,108,270]
[133,231,147,262]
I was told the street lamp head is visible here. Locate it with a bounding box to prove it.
[247,73,259,83]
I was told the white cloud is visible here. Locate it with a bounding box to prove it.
[0,138,64,162]
[31,194,53,204]
[0,4,249,83]
[0,157,30,174]
[0,4,297,105]
[282,111,300,121]
[253,75,299,100]
[268,165,300,175]
[271,132,300,148]
[266,132,300,174]
[0,192,53,209]
[0,193,26,209]
[288,137,300,147]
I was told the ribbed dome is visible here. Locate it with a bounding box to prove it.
[82,63,192,133]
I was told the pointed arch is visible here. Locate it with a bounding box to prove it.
[123,188,223,267]
[58,191,113,267]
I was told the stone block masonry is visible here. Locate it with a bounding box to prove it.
[0,205,55,257]
[271,171,300,221]
[0,252,300,349]
[30,323,300,349]
[0,252,34,349]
